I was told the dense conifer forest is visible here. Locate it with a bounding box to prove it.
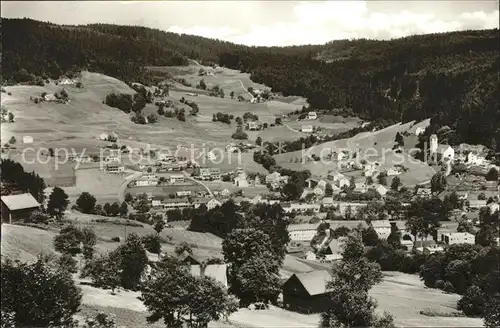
[2,18,499,149]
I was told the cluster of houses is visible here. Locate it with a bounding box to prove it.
[225,142,257,153]
[306,173,388,199]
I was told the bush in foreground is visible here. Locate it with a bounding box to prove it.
[1,257,82,327]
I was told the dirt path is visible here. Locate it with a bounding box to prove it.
[117,170,142,203]
[182,170,213,197]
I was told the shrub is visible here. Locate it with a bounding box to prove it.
[141,234,161,254]
[1,258,82,327]
[57,254,78,274]
[111,236,120,242]
[28,210,49,224]
[232,130,248,140]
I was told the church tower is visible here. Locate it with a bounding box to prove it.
[430,134,438,154]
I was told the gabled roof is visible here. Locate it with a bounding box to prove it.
[436,144,453,154]
[292,270,332,296]
[371,220,391,228]
[1,193,40,211]
[177,251,203,265]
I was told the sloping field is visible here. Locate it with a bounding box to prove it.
[2,223,480,327]
[274,120,434,186]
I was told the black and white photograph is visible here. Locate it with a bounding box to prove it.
[0,1,499,327]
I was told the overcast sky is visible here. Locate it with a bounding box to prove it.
[2,1,499,46]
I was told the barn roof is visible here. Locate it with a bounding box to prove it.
[1,193,40,211]
[292,270,332,296]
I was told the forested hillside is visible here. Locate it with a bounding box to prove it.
[2,18,499,149]
[219,29,499,150]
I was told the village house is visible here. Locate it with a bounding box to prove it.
[375,185,388,198]
[415,127,425,136]
[414,240,444,254]
[207,199,222,210]
[441,232,475,245]
[175,191,191,198]
[105,164,125,173]
[168,174,185,184]
[246,121,261,131]
[162,199,194,210]
[265,171,289,185]
[178,251,204,265]
[282,203,321,214]
[288,223,320,241]
[387,167,401,176]
[307,112,317,120]
[301,125,313,133]
[468,199,487,209]
[417,244,445,255]
[194,167,221,181]
[335,202,367,215]
[415,187,432,199]
[354,182,367,194]
[282,270,332,313]
[136,173,158,187]
[23,136,33,144]
[467,152,486,166]
[371,220,392,240]
[313,187,324,197]
[321,197,335,207]
[435,144,455,162]
[327,172,345,182]
[1,193,41,223]
[233,172,249,188]
[323,238,344,262]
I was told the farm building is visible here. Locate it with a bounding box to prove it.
[301,125,313,133]
[441,232,475,245]
[1,193,41,223]
[288,223,320,241]
[375,185,388,197]
[207,199,222,210]
[175,191,191,198]
[234,175,249,188]
[415,127,425,136]
[307,112,317,120]
[168,174,185,184]
[282,270,332,313]
[194,167,221,181]
[105,164,124,173]
[178,251,203,265]
[265,172,289,185]
[468,199,487,209]
[282,203,321,214]
[323,238,344,261]
[22,136,34,144]
[371,220,392,240]
[435,145,455,161]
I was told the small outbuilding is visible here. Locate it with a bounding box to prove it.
[1,193,41,223]
[282,270,332,313]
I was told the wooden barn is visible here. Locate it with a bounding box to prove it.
[1,193,41,223]
[282,270,332,313]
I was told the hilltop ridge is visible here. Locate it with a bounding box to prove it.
[2,18,499,150]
